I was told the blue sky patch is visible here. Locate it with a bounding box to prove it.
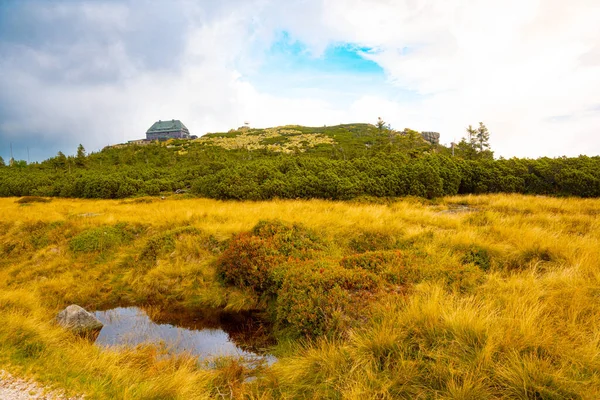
[263,31,384,75]
[244,31,402,106]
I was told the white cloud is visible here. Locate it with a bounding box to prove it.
[258,0,600,157]
[1,0,599,159]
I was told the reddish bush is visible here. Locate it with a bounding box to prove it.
[216,220,324,294]
[217,232,277,293]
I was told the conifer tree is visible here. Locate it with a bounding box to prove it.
[76,144,86,166]
[476,122,490,152]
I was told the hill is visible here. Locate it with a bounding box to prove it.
[0,123,599,199]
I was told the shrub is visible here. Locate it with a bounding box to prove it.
[348,231,400,253]
[461,245,492,271]
[275,260,381,337]
[251,220,324,258]
[216,232,277,293]
[340,250,422,286]
[340,250,402,273]
[217,220,324,293]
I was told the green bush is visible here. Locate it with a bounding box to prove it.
[348,231,400,253]
[340,250,422,285]
[69,223,136,253]
[1,142,600,200]
[461,245,492,271]
[275,259,381,337]
[340,250,402,273]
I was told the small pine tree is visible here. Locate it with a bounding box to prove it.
[376,117,386,132]
[0,156,5,167]
[76,144,86,166]
[458,122,493,160]
[476,122,490,152]
[51,151,68,170]
[466,125,477,145]
[77,144,86,158]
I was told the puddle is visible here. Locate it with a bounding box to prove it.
[94,307,275,363]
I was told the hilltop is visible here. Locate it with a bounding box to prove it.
[109,123,443,158]
[195,123,439,155]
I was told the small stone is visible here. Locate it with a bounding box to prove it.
[77,212,101,217]
[56,304,103,335]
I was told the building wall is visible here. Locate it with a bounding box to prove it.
[421,131,440,145]
[146,130,190,140]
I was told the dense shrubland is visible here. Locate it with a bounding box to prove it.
[1,124,599,199]
[1,195,599,398]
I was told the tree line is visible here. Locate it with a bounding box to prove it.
[1,153,599,199]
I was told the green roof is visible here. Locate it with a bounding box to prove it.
[147,120,189,133]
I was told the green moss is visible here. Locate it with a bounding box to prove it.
[69,223,138,253]
[461,245,492,271]
[348,230,401,253]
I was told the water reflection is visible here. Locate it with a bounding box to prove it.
[94,307,275,363]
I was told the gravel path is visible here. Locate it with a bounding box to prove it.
[0,370,83,400]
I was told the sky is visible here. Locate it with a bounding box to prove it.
[1,0,599,162]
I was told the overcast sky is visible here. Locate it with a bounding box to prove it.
[1,0,599,162]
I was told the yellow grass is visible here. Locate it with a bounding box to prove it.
[1,194,599,398]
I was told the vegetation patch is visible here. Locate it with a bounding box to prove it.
[460,244,493,271]
[217,220,325,294]
[340,250,422,285]
[69,223,140,253]
[348,230,402,253]
[275,259,382,337]
[139,226,202,263]
[199,126,335,153]
[15,196,52,204]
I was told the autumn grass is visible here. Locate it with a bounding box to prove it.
[0,194,599,398]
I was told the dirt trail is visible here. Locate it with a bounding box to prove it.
[0,370,83,400]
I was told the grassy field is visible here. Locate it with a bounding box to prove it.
[1,194,599,399]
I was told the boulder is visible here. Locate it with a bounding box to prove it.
[56,305,103,335]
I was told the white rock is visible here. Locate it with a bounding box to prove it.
[56,305,103,334]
